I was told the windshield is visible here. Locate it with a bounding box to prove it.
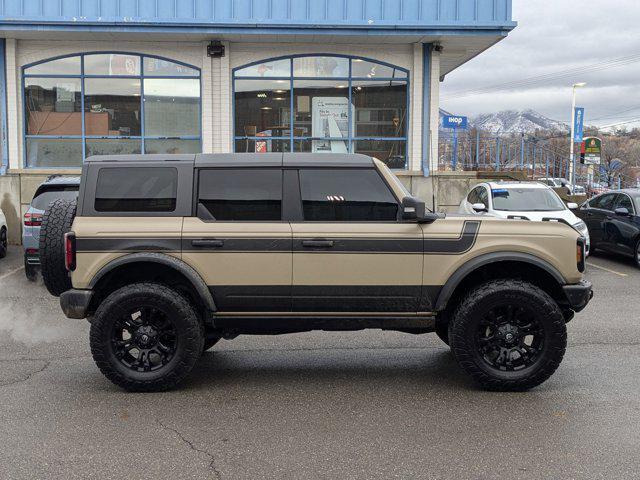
[632,194,640,213]
[491,187,566,212]
[32,187,78,210]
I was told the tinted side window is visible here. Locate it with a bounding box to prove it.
[299,169,398,222]
[198,169,282,221]
[32,186,78,210]
[616,194,634,212]
[95,167,177,212]
[467,187,480,204]
[478,187,489,207]
[591,194,615,211]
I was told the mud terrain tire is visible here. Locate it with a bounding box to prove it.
[39,199,76,296]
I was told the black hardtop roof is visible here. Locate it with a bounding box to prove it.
[84,153,375,168]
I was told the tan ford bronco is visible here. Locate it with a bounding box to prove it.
[39,153,592,392]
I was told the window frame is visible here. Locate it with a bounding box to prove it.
[294,166,402,223]
[194,167,286,223]
[232,54,410,170]
[22,52,202,169]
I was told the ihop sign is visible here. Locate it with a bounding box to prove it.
[442,115,469,129]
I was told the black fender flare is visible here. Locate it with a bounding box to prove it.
[434,252,567,312]
[89,252,217,312]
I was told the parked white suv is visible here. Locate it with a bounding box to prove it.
[459,181,590,253]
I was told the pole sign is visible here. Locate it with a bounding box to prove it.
[442,115,468,130]
[573,107,585,143]
[583,137,602,165]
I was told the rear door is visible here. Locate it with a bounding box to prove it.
[182,167,292,312]
[289,167,423,313]
[583,193,615,248]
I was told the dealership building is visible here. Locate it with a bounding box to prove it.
[0,0,514,242]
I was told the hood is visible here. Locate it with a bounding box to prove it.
[490,209,581,225]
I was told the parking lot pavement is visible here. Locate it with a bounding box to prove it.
[1,246,639,479]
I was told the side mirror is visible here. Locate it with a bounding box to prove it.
[401,196,437,223]
[615,207,630,216]
[567,202,578,210]
[471,202,488,213]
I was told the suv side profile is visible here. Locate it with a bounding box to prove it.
[41,154,592,392]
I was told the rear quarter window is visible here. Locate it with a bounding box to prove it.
[31,186,78,210]
[94,167,178,212]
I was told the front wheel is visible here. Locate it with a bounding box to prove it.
[449,279,567,391]
[634,240,640,269]
[90,283,204,392]
[0,227,7,258]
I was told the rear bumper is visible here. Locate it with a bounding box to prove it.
[60,289,93,319]
[562,280,593,312]
[24,251,40,266]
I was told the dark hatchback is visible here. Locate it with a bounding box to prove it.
[576,189,640,267]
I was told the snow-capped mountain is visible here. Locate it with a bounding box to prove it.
[471,109,568,135]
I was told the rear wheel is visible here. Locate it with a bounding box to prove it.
[39,199,77,296]
[449,279,566,391]
[634,240,640,268]
[90,283,204,392]
[0,227,7,258]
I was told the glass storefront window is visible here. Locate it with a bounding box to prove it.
[25,78,82,136]
[84,78,141,136]
[24,56,81,75]
[84,53,140,76]
[234,55,409,168]
[26,138,83,168]
[235,58,291,78]
[23,53,202,168]
[234,79,291,138]
[352,81,407,138]
[144,79,200,137]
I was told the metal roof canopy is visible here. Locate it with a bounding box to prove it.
[0,0,515,75]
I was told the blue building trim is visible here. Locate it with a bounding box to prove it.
[0,39,7,175]
[0,0,516,31]
[421,43,432,177]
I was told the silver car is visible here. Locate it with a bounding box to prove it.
[23,175,79,280]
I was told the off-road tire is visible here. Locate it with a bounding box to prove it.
[39,199,77,296]
[90,283,204,392]
[449,279,567,391]
[0,227,7,258]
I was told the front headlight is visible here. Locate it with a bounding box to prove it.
[573,220,589,239]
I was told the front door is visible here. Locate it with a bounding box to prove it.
[182,167,292,312]
[289,168,423,313]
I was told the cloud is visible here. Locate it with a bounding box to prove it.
[440,0,640,128]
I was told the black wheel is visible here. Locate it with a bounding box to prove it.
[435,321,450,346]
[202,336,221,354]
[449,279,567,391]
[90,283,204,392]
[39,199,77,296]
[0,227,7,259]
[24,257,39,282]
[634,239,640,269]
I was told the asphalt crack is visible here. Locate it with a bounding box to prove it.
[0,360,50,387]
[157,421,222,479]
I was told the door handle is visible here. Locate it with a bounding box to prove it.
[302,239,334,248]
[191,239,224,248]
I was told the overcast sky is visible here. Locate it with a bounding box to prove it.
[439,0,640,129]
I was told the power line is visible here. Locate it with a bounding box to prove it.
[442,53,640,99]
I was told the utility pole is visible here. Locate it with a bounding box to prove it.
[569,82,586,186]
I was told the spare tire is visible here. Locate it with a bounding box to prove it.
[40,199,77,297]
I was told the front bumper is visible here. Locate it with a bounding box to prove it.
[562,280,593,312]
[60,289,93,319]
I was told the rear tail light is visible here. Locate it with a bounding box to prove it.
[576,239,585,273]
[64,232,76,272]
[25,248,38,255]
[24,212,43,226]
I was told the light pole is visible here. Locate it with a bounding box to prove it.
[569,82,586,187]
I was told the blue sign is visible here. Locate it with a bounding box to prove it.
[443,115,468,130]
[573,107,585,143]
